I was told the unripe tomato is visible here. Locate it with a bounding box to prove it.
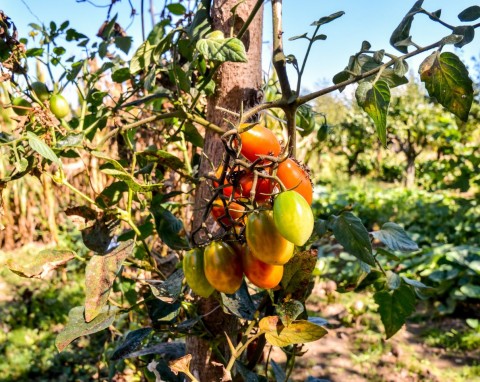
[211,199,245,226]
[246,210,294,265]
[273,191,314,246]
[242,246,283,289]
[276,158,313,205]
[183,248,215,298]
[317,123,329,142]
[30,81,49,101]
[49,94,70,119]
[238,171,275,203]
[239,124,281,163]
[204,241,243,294]
[11,97,31,116]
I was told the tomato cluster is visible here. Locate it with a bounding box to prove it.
[184,123,315,295]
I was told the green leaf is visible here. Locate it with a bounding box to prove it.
[114,36,132,54]
[329,212,375,267]
[167,3,186,15]
[386,271,401,290]
[371,222,418,252]
[196,31,247,63]
[393,58,409,77]
[149,269,185,301]
[458,5,480,22]
[390,0,424,53]
[374,284,416,339]
[7,249,76,278]
[281,249,317,299]
[401,277,431,290]
[95,181,129,207]
[110,328,153,361]
[271,360,286,382]
[311,11,345,27]
[419,52,473,121]
[460,284,480,298]
[259,316,328,347]
[55,306,118,352]
[356,80,390,147]
[138,149,185,170]
[153,207,190,250]
[376,247,400,262]
[183,122,204,148]
[235,362,268,382]
[27,132,61,166]
[101,168,162,192]
[112,67,131,83]
[85,240,134,322]
[221,281,256,320]
[451,26,475,48]
[130,40,154,74]
[56,132,84,148]
[289,33,308,41]
[277,300,304,326]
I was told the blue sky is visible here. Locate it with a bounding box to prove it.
[3,0,479,90]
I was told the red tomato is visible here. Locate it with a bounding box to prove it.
[242,247,283,289]
[211,199,245,226]
[238,171,274,203]
[276,158,313,205]
[239,124,281,163]
[212,166,240,198]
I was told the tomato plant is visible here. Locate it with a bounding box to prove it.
[183,248,215,298]
[49,94,69,119]
[246,210,294,265]
[30,81,49,101]
[273,190,314,246]
[242,246,283,289]
[203,241,243,294]
[277,158,313,205]
[238,124,281,163]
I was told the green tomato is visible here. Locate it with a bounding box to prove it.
[317,123,329,142]
[273,190,314,246]
[183,248,215,298]
[49,94,70,119]
[11,97,32,116]
[30,81,50,101]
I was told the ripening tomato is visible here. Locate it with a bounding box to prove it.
[246,210,294,265]
[212,166,239,198]
[211,199,245,226]
[276,158,313,205]
[242,246,283,289]
[11,97,32,116]
[239,124,281,163]
[49,94,70,119]
[273,190,314,246]
[183,248,215,298]
[238,171,275,203]
[204,241,243,294]
[30,81,50,101]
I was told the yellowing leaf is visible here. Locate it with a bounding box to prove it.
[262,319,327,347]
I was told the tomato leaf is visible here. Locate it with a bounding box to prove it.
[371,222,418,252]
[281,249,317,300]
[138,149,185,170]
[259,316,328,347]
[276,299,305,326]
[419,52,473,122]
[7,248,76,279]
[55,306,118,352]
[311,11,345,27]
[85,240,134,322]
[153,207,190,250]
[458,5,480,22]
[196,31,247,63]
[374,284,416,339]
[235,362,268,382]
[451,26,475,48]
[110,328,153,361]
[221,281,257,320]
[355,80,390,147]
[329,212,375,267]
[130,40,154,74]
[27,131,62,166]
[149,269,185,301]
[390,0,424,53]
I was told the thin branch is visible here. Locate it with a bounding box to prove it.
[237,0,264,39]
[271,0,292,99]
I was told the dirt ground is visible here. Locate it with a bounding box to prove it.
[268,285,480,382]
